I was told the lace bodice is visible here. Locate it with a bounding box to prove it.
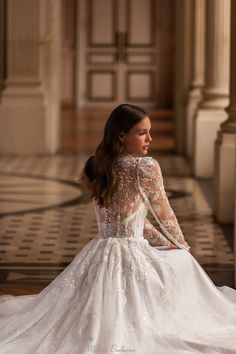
[94,155,190,251]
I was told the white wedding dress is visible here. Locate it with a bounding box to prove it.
[0,155,235,354]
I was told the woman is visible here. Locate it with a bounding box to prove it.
[0,103,235,353]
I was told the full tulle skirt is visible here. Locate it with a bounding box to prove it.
[0,236,235,354]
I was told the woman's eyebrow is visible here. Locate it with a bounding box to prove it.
[136,128,151,132]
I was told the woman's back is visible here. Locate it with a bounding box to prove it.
[94,154,146,240]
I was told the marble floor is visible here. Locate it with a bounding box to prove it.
[0,109,234,295]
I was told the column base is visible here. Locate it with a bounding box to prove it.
[193,108,228,177]
[0,87,59,155]
[214,131,236,223]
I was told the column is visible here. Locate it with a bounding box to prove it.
[186,0,205,161]
[193,0,230,177]
[0,0,61,154]
[174,0,193,154]
[214,0,236,223]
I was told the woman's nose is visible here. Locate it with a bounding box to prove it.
[147,133,152,142]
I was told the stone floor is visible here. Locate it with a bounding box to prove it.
[0,152,234,295]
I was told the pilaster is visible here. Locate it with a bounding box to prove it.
[186,0,205,160]
[214,0,236,224]
[0,0,61,154]
[193,0,230,177]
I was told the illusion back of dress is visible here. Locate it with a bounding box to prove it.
[94,155,190,251]
[94,155,146,240]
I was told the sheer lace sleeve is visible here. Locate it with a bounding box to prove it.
[136,157,190,251]
[144,218,171,247]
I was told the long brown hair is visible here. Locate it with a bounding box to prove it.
[80,103,148,207]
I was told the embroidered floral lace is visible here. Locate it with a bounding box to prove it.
[95,154,190,251]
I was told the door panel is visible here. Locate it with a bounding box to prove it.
[126,53,156,65]
[87,70,116,101]
[127,0,155,46]
[88,0,116,46]
[126,71,155,101]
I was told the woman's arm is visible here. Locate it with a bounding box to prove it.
[144,218,171,247]
[137,158,191,252]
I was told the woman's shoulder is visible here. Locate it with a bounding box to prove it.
[136,156,158,167]
[116,154,160,172]
[115,155,136,178]
[117,153,154,163]
[136,156,161,181]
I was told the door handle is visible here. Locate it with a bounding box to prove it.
[115,31,121,62]
[115,32,127,62]
[121,32,127,62]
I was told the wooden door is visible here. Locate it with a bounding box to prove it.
[77,0,158,108]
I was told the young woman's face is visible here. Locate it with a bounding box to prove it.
[120,116,152,156]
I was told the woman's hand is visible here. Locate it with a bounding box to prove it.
[168,242,178,249]
[169,241,191,253]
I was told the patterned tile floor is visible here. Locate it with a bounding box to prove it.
[0,153,234,289]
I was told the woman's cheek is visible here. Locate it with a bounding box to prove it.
[136,137,143,146]
[140,135,145,143]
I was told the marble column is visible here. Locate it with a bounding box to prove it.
[186,0,205,161]
[0,0,61,154]
[193,0,230,177]
[174,0,193,154]
[214,0,236,224]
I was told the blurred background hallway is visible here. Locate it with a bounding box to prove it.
[0,0,235,295]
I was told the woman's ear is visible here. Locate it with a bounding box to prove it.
[119,133,125,142]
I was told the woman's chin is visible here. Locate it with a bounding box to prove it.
[140,149,148,155]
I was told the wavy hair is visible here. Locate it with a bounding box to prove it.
[80,103,148,207]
